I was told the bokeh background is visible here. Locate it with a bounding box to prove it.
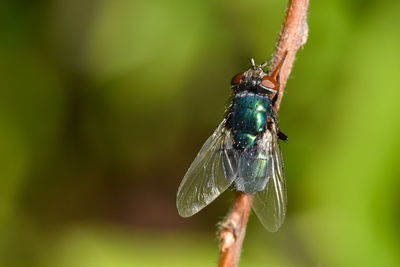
[1,0,400,266]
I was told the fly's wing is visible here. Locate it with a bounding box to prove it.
[176,120,239,217]
[234,145,270,194]
[251,124,287,232]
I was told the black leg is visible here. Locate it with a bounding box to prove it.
[277,131,288,141]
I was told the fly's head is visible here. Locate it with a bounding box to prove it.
[230,52,288,98]
[230,59,279,97]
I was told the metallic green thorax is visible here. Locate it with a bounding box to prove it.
[231,92,272,149]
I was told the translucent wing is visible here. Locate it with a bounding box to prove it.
[251,124,287,232]
[176,120,239,217]
[234,145,270,194]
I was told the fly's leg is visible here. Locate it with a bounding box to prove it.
[277,131,288,141]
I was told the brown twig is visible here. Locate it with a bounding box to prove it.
[218,1,309,266]
[270,0,309,114]
[219,193,253,267]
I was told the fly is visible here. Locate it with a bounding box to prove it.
[176,53,288,232]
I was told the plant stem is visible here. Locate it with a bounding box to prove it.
[271,0,309,114]
[219,193,253,267]
[218,0,309,266]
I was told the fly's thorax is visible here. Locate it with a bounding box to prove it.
[230,92,273,149]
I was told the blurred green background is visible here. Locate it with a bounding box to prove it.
[1,0,400,266]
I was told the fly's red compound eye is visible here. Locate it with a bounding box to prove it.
[231,72,243,86]
[261,75,278,90]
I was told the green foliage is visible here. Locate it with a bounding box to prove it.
[1,0,400,266]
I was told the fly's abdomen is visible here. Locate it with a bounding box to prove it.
[231,93,271,149]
